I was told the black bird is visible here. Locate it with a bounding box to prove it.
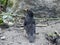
[24,9,36,43]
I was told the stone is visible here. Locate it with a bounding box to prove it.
[1,36,6,40]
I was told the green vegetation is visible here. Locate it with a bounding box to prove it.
[0,0,60,26]
[0,0,13,7]
[0,18,3,25]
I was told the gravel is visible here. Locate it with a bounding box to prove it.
[0,20,60,45]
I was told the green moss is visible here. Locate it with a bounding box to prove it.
[0,18,3,25]
[8,1,13,7]
[0,0,13,7]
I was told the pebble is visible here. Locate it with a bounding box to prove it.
[1,36,6,40]
[8,22,14,26]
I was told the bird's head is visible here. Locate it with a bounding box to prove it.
[23,8,29,12]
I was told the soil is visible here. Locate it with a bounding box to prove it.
[0,20,60,45]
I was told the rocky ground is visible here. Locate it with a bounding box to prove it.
[0,20,60,45]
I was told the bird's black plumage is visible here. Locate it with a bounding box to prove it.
[24,9,36,43]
